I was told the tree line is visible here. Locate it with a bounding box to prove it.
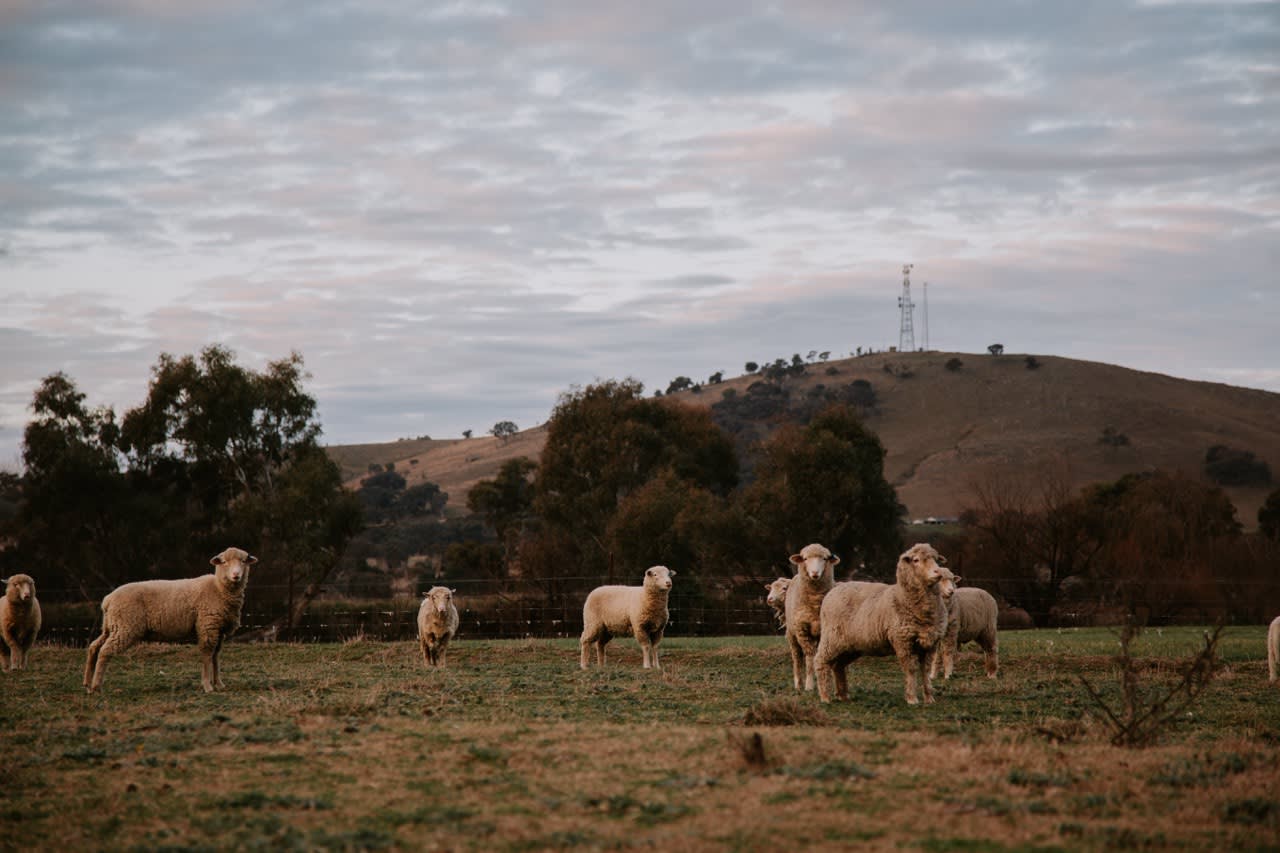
[4,346,1278,638]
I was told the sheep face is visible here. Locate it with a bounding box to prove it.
[938,569,959,602]
[425,586,455,614]
[790,543,840,581]
[766,578,791,609]
[210,548,257,587]
[4,574,36,604]
[897,543,946,588]
[644,566,675,591]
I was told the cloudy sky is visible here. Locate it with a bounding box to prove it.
[2,0,1278,471]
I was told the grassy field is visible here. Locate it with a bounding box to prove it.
[2,627,1278,852]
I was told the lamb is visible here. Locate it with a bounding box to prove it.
[0,574,41,671]
[418,586,459,668]
[784,543,839,691]
[1268,614,1280,683]
[580,565,675,670]
[813,543,950,705]
[83,547,256,694]
[930,569,999,680]
[765,577,791,628]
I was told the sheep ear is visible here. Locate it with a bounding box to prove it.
[788,553,803,565]
[669,569,676,576]
[953,575,962,584]
[764,584,773,592]
[450,588,457,595]
[247,555,258,565]
[829,554,841,566]
[210,555,223,566]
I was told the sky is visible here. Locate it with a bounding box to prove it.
[2,0,1278,471]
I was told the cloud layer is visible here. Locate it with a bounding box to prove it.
[2,0,1278,468]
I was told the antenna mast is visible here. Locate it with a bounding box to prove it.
[922,281,929,351]
[898,264,915,353]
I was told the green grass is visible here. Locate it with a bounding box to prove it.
[1,626,1278,851]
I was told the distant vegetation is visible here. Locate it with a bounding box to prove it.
[6,348,1280,638]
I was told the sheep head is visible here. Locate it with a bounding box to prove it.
[210,548,257,587]
[765,577,791,608]
[896,543,946,590]
[938,568,959,602]
[644,565,675,591]
[4,574,35,603]
[790,543,840,581]
[424,586,455,614]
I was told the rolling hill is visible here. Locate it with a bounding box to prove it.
[326,351,1280,529]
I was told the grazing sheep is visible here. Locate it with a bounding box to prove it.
[580,566,675,670]
[813,543,950,705]
[784,543,839,691]
[930,570,999,680]
[418,586,459,668]
[765,577,791,628]
[83,547,256,694]
[1269,615,1280,683]
[0,574,41,671]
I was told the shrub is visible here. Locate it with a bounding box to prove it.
[945,358,963,372]
[1204,445,1272,487]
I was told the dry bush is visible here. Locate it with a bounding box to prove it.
[1079,622,1224,747]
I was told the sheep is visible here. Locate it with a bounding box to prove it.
[1269,614,1280,683]
[813,543,950,705]
[0,574,41,672]
[784,543,839,691]
[930,569,999,680]
[83,547,256,694]
[418,586,459,668]
[580,565,675,670]
[765,577,791,628]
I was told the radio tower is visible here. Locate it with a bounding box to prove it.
[898,264,915,353]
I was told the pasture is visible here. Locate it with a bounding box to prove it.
[2,627,1278,851]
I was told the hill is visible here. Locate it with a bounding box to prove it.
[326,351,1280,528]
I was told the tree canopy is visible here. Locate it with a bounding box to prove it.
[5,346,362,622]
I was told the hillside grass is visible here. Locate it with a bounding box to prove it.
[3,627,1278,851]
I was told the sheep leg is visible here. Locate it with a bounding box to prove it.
[943,640,955,679]
[84,631,108,689]
[635,629,654,669]
[596,640,607,667]
[0,640,10,672]
[421,638,431,668]
[200,640,218,693]
[800,635,818,691]
[982,635,999,678]
[88,630,135,694]
[834,659,850,701]
[918,651,936,704]
[894,645,920,705]
[438,644,447,667]
[211,636,225,689]
[650,632,662,670]
[787,633,805,691]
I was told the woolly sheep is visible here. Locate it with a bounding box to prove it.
[580,566,675,670]
[784,543,839,691]
[1269,615,1280,683]
[765,577,791,628]
[83,547,256,694]
[418,586,459,668]
[0,574,41,672]
[930,569,999,680]
[813,543,950,705]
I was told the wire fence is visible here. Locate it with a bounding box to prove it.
[30,572,1280,647]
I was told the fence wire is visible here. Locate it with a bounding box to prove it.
[29,573,1280,647]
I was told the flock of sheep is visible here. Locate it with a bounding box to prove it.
[3,543,1280,701]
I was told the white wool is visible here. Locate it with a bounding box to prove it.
[83,548,256,693]
[580,566,675,670]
